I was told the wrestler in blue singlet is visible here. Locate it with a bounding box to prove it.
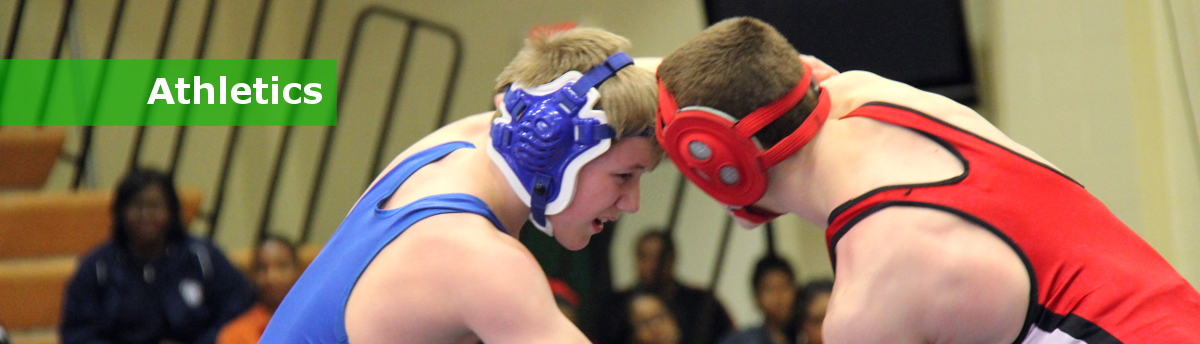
[259,141,505,343]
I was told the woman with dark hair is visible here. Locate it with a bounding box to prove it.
[61,168,253,344]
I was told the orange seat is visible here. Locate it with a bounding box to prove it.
[0,188,203,330]
[0,256,77,330]
[0,188,203,259]
[0,127,67,190]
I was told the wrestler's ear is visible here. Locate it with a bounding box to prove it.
[800,54,839,83]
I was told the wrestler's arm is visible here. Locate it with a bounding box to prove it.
[446,217,590,344]
[823,207,1028,344]
[800,55,839,82]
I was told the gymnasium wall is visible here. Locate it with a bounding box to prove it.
[6,0,1197,328]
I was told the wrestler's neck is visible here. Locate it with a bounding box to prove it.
[473,148,531,238]
[763,127,858,227]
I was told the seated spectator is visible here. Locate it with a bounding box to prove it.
[602,230,734,344]
[792,279,832,344]
[61,168,254,344]
[217,236,303,344]
[719,255,796,344]
[548,277,582,325]
[628,292,681,344]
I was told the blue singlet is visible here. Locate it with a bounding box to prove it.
[260,141,507,343]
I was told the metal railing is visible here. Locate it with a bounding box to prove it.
[0,0,465,245]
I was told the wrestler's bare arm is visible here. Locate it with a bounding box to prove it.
[445,216,591,344]
[800,55,839,82]
[823,206,1029,344]
[346,214,588,344]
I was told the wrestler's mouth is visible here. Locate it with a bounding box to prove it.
[591,216,617,233]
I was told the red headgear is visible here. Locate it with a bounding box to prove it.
[655,62,831,225]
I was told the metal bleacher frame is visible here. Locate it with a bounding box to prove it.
[0,0,466,246]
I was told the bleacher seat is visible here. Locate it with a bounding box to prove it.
[0,188,203,334]
[0,128,66,190]
[6,328,57,344]
[0,188,202,259]
[0,257,76,331]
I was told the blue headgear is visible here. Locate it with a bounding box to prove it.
[488,52,634,235]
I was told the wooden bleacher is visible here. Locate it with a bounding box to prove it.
[0,188,202,344]
[0,128,322,344]
[0,128,66,190]
[0,189,203,259]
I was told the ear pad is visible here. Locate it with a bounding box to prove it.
[490,52,632,233]
[505,91,575,182]
[659,110,769,206]
[656,62,825,226]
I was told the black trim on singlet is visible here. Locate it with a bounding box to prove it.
[826,126,970,224]
[827,201,1039,344]
[862,101,1081,185]
[1029,305,1123,344]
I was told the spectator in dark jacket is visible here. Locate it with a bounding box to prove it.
[61,168,253,344]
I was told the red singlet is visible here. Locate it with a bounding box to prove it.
[826,102,1200,344]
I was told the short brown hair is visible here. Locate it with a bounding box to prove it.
[496,28,657,145]
[657,17,819,149]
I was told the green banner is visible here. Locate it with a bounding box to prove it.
[0,59,337,126]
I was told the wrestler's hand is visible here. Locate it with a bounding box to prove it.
[800,55,839,82]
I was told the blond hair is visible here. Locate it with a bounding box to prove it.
[657,17,818,149]
[495,28,657,145]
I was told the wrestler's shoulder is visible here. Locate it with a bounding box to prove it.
[437,112,495,138]
[403,213,528,260]
[823,71,979,121]
[823,70,891,86]
[821,70,917,98]
[400,214,541,293]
